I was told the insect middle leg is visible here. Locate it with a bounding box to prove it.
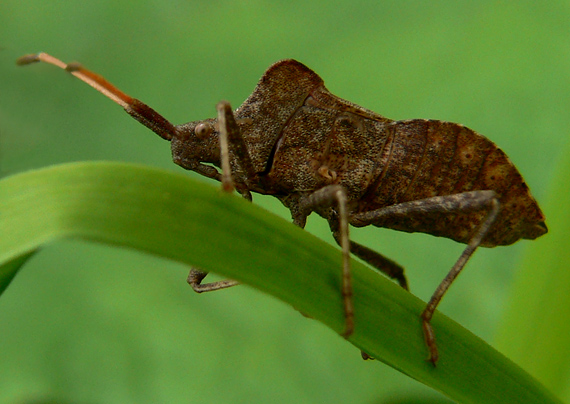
[329,212,408,360]
[351,190,500,364]
[297,185,354,337]
[330,232,409,291]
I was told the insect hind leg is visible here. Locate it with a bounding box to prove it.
[351,190,500,365]
[421,194,500,364]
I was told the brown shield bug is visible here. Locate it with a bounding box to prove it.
[17,53,547,364]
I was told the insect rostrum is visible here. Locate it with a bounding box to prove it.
[18,53,547,365]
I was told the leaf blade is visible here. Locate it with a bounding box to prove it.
[0,162,560,404]
[495,144,570,399]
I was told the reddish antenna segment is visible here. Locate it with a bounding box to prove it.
[17,53,176,141]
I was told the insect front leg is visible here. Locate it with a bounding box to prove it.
[187,269,239,292]
[351,190,500,365]
[187,102,259,292]
[298,185,354,338]
[216,101,257,199]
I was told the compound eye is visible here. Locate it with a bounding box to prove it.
[195,122,212,139]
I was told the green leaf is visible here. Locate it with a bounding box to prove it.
[495,142,570,400]
[0,162,560,404]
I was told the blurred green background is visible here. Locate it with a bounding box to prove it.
[1,1,568,403]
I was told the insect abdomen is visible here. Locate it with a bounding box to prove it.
[360,119,547,246]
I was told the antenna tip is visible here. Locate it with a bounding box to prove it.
[16,53,41,66]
